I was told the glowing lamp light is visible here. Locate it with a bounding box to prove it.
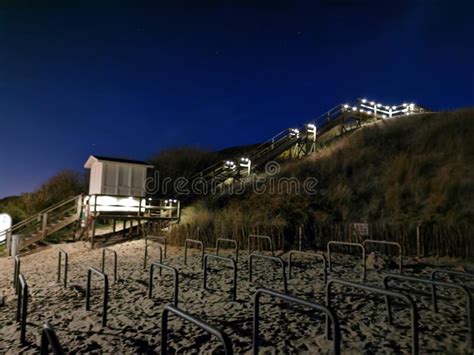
[98,196,117,206]
[361,98,367,103]
[352,106,357,111]
[370,101,375,105]
[225,160,237,169]
[120,197,138,207]
[392,106,397,109]
[307,123,316,129]
[377,103,382,107]
[343,104,349,109]
[0,214,12,243]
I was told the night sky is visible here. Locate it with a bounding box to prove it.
[0,1,473,198]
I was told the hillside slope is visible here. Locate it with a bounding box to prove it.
[171,109,474,257]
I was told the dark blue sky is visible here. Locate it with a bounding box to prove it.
[0,0,473,197]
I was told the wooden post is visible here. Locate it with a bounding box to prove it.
[76,195,83,220]
[298,225,303,251]
[112,219,116,233]
[73,220,79,240]
[6,230,12,256]
[42,212,48,238]
[91,217,96,249]
[416,223,422,258]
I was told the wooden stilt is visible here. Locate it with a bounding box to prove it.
[91,217,96,249]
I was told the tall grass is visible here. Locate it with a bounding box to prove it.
[169,109,474,257]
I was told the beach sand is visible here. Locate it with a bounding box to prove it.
[0,239,472,353]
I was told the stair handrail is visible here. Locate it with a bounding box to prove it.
[191,108,338,185]
[249,131,299,163]
[248,104,345,162]
[197,160,225,177]
[314,104,345,124]
[183,101,392,190]
[7,194,83,233]
[246,128,290,158]
[6,194,83,255]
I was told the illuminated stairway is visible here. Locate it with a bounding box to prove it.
[192,98,427,188]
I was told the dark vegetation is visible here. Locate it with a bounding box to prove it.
[0,170,86,224]
[148,144,257,198]
[170,109,474,257]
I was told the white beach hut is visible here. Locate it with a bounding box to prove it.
[84,155,153,197]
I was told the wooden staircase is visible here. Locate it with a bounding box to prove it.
[5,194,83,256]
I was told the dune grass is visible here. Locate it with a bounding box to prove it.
[171,109,474,257]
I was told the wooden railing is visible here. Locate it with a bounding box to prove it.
[6,194,83,256]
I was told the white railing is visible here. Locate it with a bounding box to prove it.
[342,98,426,119]
[84,194,180,220]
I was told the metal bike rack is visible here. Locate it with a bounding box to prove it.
[101,248,118,283]
[86,267,109,327]
[13,255,20,294]
[252,288,340,355]
[248,235,275,256]
[184,238,204,269]
[326,278,419,355]
[216,238,239,263]
[144,242,163,272]
[363,239,403,274]
[203,254,237,301]
[431,269,474,283]
[147,235,167,258]
[249,252,288,294]
[16,273,28,345]
[57,249,69,287]
[148,261,179,306]
[288,250,327,284]
[384,273,473,349]
[431,269,474,311]
[40,322,64,355]
[161,304,233,355]
[327,241,366,281]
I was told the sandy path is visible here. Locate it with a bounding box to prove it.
[0,240,473,353]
